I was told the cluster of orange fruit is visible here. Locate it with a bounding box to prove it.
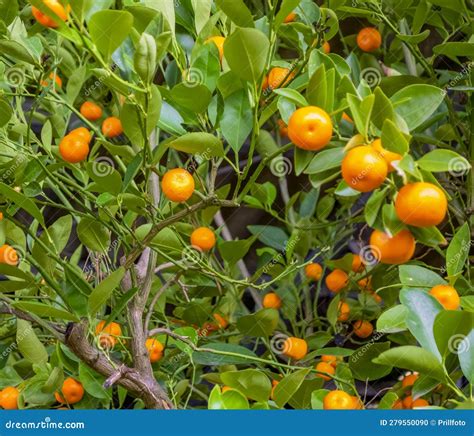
[392,373,430,409]
[32,0,69,28]
[59,102,123,164]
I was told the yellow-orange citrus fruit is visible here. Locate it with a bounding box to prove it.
[325,269,348,293]
[213,313,228,329]
[284,12,296,23]
[323,390,354,410]
[267,67,295,90]
[395,182,448,228]
[190,227,216,252]
[369,229,416,265]
[337,301,350,322]
[305,263,323,281]
[80,101,103,121]
[206,36,225,62]
[59,135,89,163]
[402,373,418,389]
[0,244,19,266]
[0,386,20,410]
[161,168,195,203]
[95,321,122,348]
[402,395,413,409]
[352,396,364,409]
[316,362,335,381]
[69,127,92,144]
[277,119,288,137]
[32,0,69,28]
[342,112,353,123]
[263,292,282,309]
[283,337,308,360]
[357,27,382,52]
[41,72,62,88]
[145,338,164,363]
[342,145,388,192]
[412,398,429,408]
[321,355,341,368]
[55,378,84,405]
[0,212,3,220]
[351,254,364,272]
[392,399,403,409]
[322,41,331,53]
[429,285,460,310]
[372,138,402,172]
[288,106,333,151]
[102,116,123,138]
[357,276,372,291]
[353,320,373,338]
[270,380,279,400]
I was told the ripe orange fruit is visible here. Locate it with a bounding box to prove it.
[337,301,350,322]
[305,263,323,281]
[352,396,364,409]
[372,138,402,172]
[69,127,92,144]
[429,285,460,310]
[0,212,3,220]
[341,145,388,192]
[322,41,331,53]
[80,101,103,121]
[277,119,288,137]
[351,254,363,272]
[190,227,216,252]
[325,269,348,293]
[357,276,372,290]
[0,244,19,266]
[161,168,195,203]
[321,355,341,368]
[288,106,333,151]
[95,321,122,348]
[392,399,403,409]
[0,386,19,410]
[395,182,448,228]
[402,373,418,389]
[40,72,62,88]
[357,27,382,52]
[266,67,295,90]
[283,337,308,360]
[206,36,225,62]
[263,292,282,309]
[402,395,413,409]
[145,338,164,363]
[32,0,69,28]
[283,12,296,23]
[102,116,123,138]
[59,135,89,163]
[412,398,429,408]
[323,390,354,410]
[316,362,335,381]
[55,378,84,405]
[270,380,279,400]
[213,313,228,329]
[353,320,373,338]
[369,229,416,265]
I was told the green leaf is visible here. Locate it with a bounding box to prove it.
[220,89,252,152]
[377,305,407,333]
[215,0,254,27]
[306,65,327,109]
[79,362,111,400]
[349,342,392,381]
[171,83,212,113]
[247,225,289,251]
[391,85,445,131]
[220,369,271,402]
[224,27,269,83]
[218,237,255,266]
[305,148,345,174]
[274,89,308,107]
[0,98,13,127]
[433,310,474,360]
[273,368,310,408]
[77,217,111,253]
[12,302,79,322]
[364,186,389,227]
[372,87,395,131]
[417,150,471,173]
[446,222,470,279]
[208,385,249,409]
[458,330,474,383]
[16,319,48,364]
[0,40,37,64]
[400,289,442,361]
[134,33,156,84]
[381,119,409,154]
[86,162,122,196]
[399,265,446,288]
[236,309,279,337]
[168,133,224,157]
[433,42,474,59]
[0,182,45,228]
[88,267,125,316]
[274,0,302,27]
[191,0,212,33]
[311,389,329,409]
[378,391,399,409]
[193,343,258,366]
[373,346,446,381]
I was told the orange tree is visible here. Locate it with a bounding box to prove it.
[0,0,472,410]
